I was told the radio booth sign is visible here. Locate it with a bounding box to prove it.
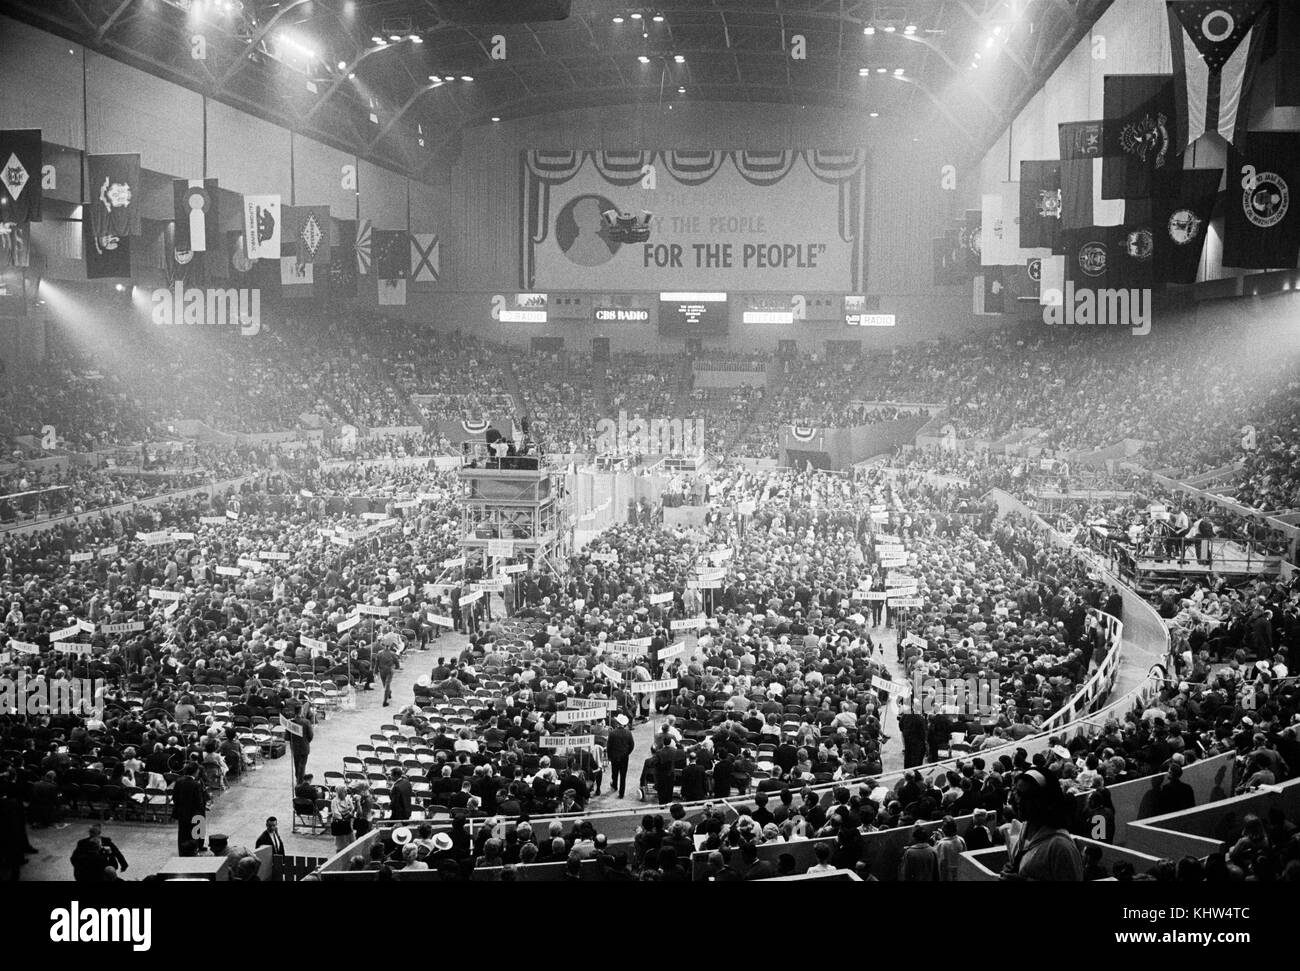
[520,149,869,292]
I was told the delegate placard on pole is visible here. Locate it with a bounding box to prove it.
[657,641,687,661]
[670,617,706,631]
[539,734,595,750]
[279,714,304,737]
[630,678,679,694]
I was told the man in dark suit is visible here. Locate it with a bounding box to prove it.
[651,738,678,805]
[70,825,128,881]
[388,769,415,821]
[255,816,285,856]
[606,715,636,799]
[171,763,208,854]
[288,707,313,783]
[739,841,776,880]
[1154,763,1196,816]
[679,752,708,802]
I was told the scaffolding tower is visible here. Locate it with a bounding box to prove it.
[456,445,571,578]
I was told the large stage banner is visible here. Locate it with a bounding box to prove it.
[520,150,869,291]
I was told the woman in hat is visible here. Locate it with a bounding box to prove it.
[329,785,357,852]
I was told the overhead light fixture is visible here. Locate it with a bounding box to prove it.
[491,116,500,122]
[858,67,870,76]
[389,34,401,42]
[114,283,125,292]
[630,12,642,18]
[864,26,875,35]
[869,112,879,117]
[461,75,473,81]
[876,67,886,73]
[612,15,623,23]
[410,35,423,43]
[677,85,685,93]
[904,24,917,34]
[338,60,347,70]
[985,36,995,48]
[994,26,1003,36]
[348,72,355,79]
[428,75,443,84]
[444,74,455,81]
[653,14,664,22]
[884,25,896,32]
[673,54,684,62]
[638,55,650,63]
[893,68,904,75]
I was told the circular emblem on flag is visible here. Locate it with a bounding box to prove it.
[1027,258,1042,281]
[1124,228,1154,261]
[174,249,193,266]
[183,183,211,216]
[1201,10,1235,43]
[1243,172,1289,229]
[1167,209,1203,245]
[1078,241,1107,277]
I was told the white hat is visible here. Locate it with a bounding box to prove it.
[615,714,629,726]
[391,826,413,845]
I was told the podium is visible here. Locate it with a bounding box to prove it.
[456,445,571,576]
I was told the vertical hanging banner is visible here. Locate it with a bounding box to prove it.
[244,194,281,260]
[87,154,141,238]
[410,233,440,284]
[1020,161,1063,253]
[1222,132,1300,270]
[83,219,131,278]
[174,179,219,253]
[355,218,372,275]
[374,228,407,305]
[1153,168,1222,284]
[0,129,42,223]
[1100,75,1176,199]
[330,219,358,295]
[0,221,30,268]
[1166,1,1271,152]
[282,205,331,266]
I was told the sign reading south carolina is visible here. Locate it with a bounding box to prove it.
[521,150,868,291]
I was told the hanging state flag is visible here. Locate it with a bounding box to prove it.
[1063,221,1156,291]
[1167,1,1271,152]
[282,205,331,265]
[1038,254,1066,306]
[330,219,357,296]
[378,278,407,306]
[1059,121,1105,160]
[243,194,281,260]
[932,231,962,285]
[83,218,130,278]
[0,129,42,223]
[410,232,440,283]
[1061,159,1094,229]
[1223,132,1300,269]
[173,179,219,253]
[355,218,372,275]
[87,154,140,238]
[959,209,981,272]
[163,221,205,287]
[280,257,315,301]
[1003,259,1041,303]
[1020,161,1062,251]
[974,268,1004,315]
[981,194,1008,266]
[1153,168,1221,284]
[1101,75,1176,199]
[0,221,30,268]
[228,230,253,277]
[1280,0,1300,106]
[0,266,24,315]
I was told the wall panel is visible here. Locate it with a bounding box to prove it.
[206,99,292,195]
[85,54,202,176]
[358,159,409,229]
[0,17,84,148]
[291,134,356,216]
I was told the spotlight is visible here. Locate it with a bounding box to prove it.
[115,283,125,292]
[864,26,875,35]
[612,15,623,23]
[858,67,870,76]
[338,60,347,70]
[638,55,650,63]
[491,116,500,122]
[444,74,455,81]
[869,112,879,117]
[410,35,423,44]
[673,54,684,62]
[652,14,664,22]
[461,74,473,81]
[677,85,685,93]
[985,36,995,48]
[389,34,401,42]
[893,68,904,75]
[876,67,886,73]
[904,24,917,34]
[630,12,642,18]
[884,25,896,32]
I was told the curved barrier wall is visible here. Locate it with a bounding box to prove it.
[317,490,1175,877]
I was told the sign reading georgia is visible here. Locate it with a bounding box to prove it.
[520,149,868,292]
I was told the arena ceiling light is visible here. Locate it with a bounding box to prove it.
[673,54,685,63]
[677,85,685,93]
[630,12,642,19]
[461,75,474,82]
[864,26,875,34]
[858,67,870,76]
[869,111,879,117]
[612,15,623,23]
[491,116,500,122]
[638,55,650,63]
[652,14,664,22]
